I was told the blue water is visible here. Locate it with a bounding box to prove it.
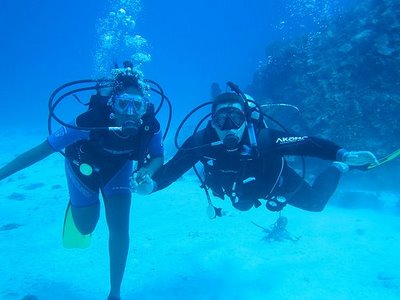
[0,0,355,131]
[7,1,398,300]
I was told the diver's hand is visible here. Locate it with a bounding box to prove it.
[342,151,379,166]
[136,167,151,182]
[130,173,155,195]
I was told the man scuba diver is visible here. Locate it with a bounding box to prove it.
[0,61,166,300]
[133,86,378,217]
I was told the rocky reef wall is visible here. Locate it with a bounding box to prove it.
[249,0,400,157]
[249,0,400,191]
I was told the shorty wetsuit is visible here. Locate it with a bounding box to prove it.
[48,96,163,207]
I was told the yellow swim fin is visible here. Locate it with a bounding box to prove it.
[366,148,400,170]
[62,202,92,249]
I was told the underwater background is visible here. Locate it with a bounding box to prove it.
[1,0,358,131]
[1,0,399,299]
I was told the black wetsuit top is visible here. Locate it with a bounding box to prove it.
[153,122,343,208]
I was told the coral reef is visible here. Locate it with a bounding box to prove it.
[250,0,400,157]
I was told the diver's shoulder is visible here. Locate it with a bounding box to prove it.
[194,126,217,144]
[88,94,110,109]
[256,127,282,150]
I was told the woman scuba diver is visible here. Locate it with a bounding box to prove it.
[0,61,171,300]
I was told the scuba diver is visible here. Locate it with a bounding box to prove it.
[132,82,379,218]
[0,61,170,300]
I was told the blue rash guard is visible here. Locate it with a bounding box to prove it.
[47,95,163,207]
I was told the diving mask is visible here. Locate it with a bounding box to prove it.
[112,93,148,117]
[212,107,247,150]
[212,107,246,130]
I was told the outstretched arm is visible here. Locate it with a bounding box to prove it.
[0,140,55,181]
[143,155,164,176]
[132,133,203,194]
[151,135,202,191]
[136,155,164,180]
[264,129,378,167]
[264,129,342,160]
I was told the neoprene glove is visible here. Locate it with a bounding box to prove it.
[342,151,379,166]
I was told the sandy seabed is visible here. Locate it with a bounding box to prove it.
[1,132,399,300]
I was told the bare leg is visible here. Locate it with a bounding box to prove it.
[103,193,131,299]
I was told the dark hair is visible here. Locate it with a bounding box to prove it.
[113,74,141,92]
[112,61,144,95]
[211,92,245,115]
